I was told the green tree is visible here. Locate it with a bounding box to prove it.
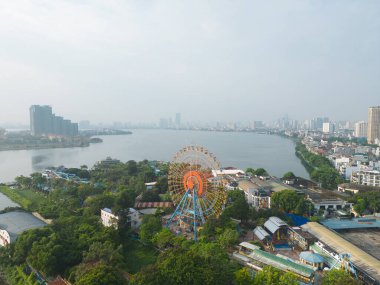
[254,168,268,176]
[140,215,162,243]
[141,190,161,202]
[76,264,126,285]
[271,190,303,213]
[217,228,239,249]
[253,266,298,285]
[322,269,359,285]
[224,190,249,221]
[234,267,254,285]
[245,168,255,175]
[354,198,366,215]
[282,171,296,180]
[156,176,168,194]
[152,228,175,250]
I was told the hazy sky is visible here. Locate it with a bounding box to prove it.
[0,0,379,125]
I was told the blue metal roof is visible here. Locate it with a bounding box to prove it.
[299,251,324,264]
[321,218,380,230]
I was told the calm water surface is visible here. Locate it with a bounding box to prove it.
[0,130,309,182]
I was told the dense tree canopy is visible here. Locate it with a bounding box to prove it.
[132,242,237,285]
[76,264,126,285]
[271,189,314,216]
[139,215,162,244]
[296,142,342,189]
[322,269,360,285]
[350,191,380,215]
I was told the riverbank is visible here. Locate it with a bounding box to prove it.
[0,142,90,151]
[294,140,342,190]
[0,186,46,211]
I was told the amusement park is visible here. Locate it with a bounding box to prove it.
[2,144,379,284]
[160,145,380,285]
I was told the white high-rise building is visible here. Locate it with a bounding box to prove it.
[354,121,368,138]
[322,122,335,134]
[368,106,380,144]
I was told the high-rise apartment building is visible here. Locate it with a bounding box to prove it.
[368,106,380,144]
[322,122,335,134]
[354,121,368,138]
[175,113,181,127]
[30,105,78,137]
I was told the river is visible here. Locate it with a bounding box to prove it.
[0,130,309,182]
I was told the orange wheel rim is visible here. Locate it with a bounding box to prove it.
[183,171,204,196]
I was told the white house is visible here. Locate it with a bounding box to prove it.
[101,208,142,230]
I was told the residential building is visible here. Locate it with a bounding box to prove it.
[354,121,368,138]
[368,106,380,144]
[287,227,317,251]
[30,105,78,137]
[245,188,271,209]
[308,196,352,211]
[351,170,380,187]
[100,208,142,230]
[30,105,53,136]
[238,180,271,209]
[322,122,334,134]
[175,113,181,127]
[101,208,118,228]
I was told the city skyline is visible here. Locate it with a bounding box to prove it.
[0,1,379,125]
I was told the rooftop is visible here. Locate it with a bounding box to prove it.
[302,222,380,281]
[321,218,380,230]
[299,251,324,264]
[264,216,288,234]
[239,242,260,251]
[0,211,46,242]
[253,226,270,241]
[248,249,315,278]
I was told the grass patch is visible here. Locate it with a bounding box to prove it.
[0,186,47,211]
[124,240,159,274]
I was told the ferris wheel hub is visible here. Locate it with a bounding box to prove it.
[183,170,204,196]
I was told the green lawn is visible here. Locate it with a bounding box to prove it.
[124,240,159,274]
[0,186,47,211]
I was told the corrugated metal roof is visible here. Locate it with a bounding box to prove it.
[269,216,288,227]
[302,222,380,281]
[264,217,288,234]
[239,242,260,251]
[253,226,270,241]
[248,249,315,278]
[134,202,173,209]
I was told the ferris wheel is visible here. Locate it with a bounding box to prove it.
[166,146,227,241]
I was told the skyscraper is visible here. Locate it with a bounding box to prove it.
[30,105,53,136]
[30,105,78,137]
[368,106,380,144]
[175,113,181,127]
[354,121,368,138]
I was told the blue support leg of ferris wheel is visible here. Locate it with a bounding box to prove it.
[166,188,190,227]
[193,189,198,241]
